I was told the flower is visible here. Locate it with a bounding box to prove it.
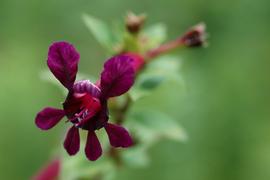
[32,158,60,180]
[180,22,207,47]
[35,42,135,161]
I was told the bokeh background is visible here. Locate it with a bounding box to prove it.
[0,0,270,179]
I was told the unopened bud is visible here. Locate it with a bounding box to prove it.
[181,22,207,47]
[125,12,146,34]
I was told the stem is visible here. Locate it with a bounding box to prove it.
[108,95,132,166]
[145,38,184,59]
[115,95,132,125]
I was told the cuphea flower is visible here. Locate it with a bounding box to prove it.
[35,42,135,161]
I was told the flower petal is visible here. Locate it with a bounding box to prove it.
[64,126,80,155]
[123,52,145,72]
[100,55,135,98]
[105,123,133,148]
[32,158,60,180]
[92,101,109,130]
[47,41,80,89]
[73,80,101,98]
[35,107,65,130]
[85,131,102,161]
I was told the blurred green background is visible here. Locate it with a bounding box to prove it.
[0,0,270,179]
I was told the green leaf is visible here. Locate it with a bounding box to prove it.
[126,109,188,144]
[129,55,184,101]
[142,23,167,51]
[140,75,164,90]
[148,55,182,73]
[60,145,116,180]
[122,145,149,168]
[83,14,115,51]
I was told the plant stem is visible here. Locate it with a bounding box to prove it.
[145,38,184,59]
[108,95,132,167]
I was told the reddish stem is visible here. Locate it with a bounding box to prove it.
[145,38,184,59]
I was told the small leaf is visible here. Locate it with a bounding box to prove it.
[83,14,115,51]
[129,55,184,101]
[127,109,188,144]
[141,23,167,51]
[122,145,150,167]
[140,76,164,90]
[60,144,115,180]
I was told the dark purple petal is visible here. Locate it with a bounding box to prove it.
[92,102,109,130]
[47,41,80,89]
[105,123,133,148]
[85,131,102,161]
[35,107,65,130]
[73,80,101,98]
[100,55,135,98]
[32,158,60,180]
[64,126,80,155]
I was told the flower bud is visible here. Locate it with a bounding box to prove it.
[181,22,207,47]
[125,12,146,34]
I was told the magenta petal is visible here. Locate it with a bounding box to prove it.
[35,107,65,130]
[32,158,60,180]
[85,131,102,161]
[123,52,145,72]
[100,55,135,98]
[73,80,101,98]
[64,126,80,155]
[47,41,80,89]
[105,123,133,148]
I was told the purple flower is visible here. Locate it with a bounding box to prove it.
[35,42,135,161]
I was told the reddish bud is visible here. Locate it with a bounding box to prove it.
[181,23,207,47]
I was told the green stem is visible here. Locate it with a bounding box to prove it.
[108,95,132,167]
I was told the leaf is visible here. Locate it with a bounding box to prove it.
[140,76,165,90]
[148,55,182,73]
[60,144,116,180]
[126,109,188,144]
[83,14,115,51]
[141,23,167,51]
[129,55,184,101]
[122,145,150,168]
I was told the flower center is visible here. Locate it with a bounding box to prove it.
[63,93,101,128]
